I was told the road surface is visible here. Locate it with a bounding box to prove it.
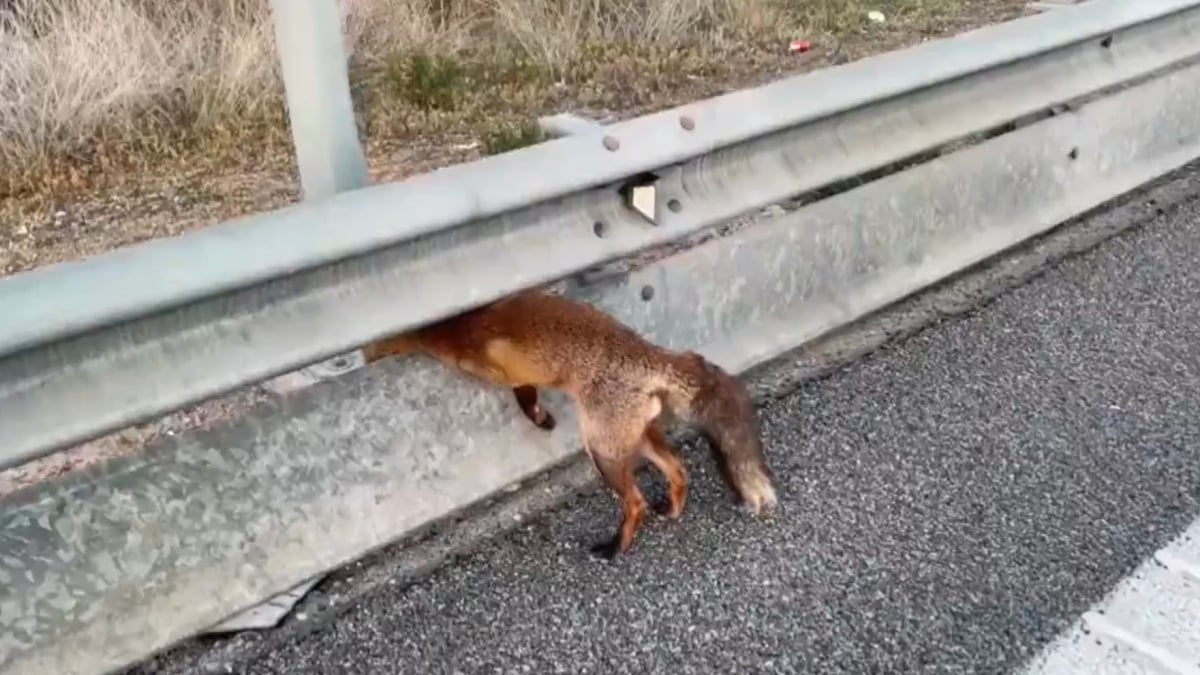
[138,181,1200,674]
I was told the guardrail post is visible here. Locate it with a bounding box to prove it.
[260,0,371,400]
[206,0,371,635]
[268,0,368,200]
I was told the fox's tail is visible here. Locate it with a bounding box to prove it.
[660,351,778,514]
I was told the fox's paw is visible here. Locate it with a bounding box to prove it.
[652,498,685,520]
[589,536,623,561]
[738,477,779,517]
[532,409,557,432]
[513,387,557,432]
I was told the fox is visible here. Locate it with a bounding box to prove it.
[361,289,778,559]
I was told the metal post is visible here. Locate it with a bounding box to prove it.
[206,0,370,635]
[260,0,367,419]
[268,0,368,200]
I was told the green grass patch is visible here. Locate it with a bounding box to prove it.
[479,120,547,156]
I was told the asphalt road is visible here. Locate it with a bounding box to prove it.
[154,189,1200,674]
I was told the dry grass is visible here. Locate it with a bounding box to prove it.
[0,0,788,197]
[0,0,1017,192]
[0,0,285,192]
[486,0,779,72]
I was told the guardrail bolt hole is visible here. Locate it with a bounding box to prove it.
[603,135,620,151]
[593,221,607,237]
[667,199,683,213]
[680,115,695,131]
[1067,147,1078,160]
[1100,35,1113,49]
[640,285,655,301]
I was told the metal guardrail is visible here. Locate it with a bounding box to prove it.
[4,1,1200,674]
[2,0,1199,472]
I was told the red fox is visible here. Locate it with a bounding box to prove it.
[362,289,778,559]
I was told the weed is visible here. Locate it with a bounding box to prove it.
[386,52,466,114]
[480,120,545,155]
[0,0,1024,216]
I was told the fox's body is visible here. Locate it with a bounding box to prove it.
[363,290,777,558]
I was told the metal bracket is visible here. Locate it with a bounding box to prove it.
[538,112,663,225]
[619,175,659,225]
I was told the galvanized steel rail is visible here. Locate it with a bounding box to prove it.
[2,0,1199,471]
[4,1,1200,674]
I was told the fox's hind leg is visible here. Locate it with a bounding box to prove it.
[586,451,646,560]
[578,389,661,560]
[640,423,688,520]
[512,385,556,431]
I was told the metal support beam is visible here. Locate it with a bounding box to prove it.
[268,0,368,200]
[214,0,373,635]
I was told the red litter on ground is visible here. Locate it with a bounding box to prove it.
[788,39,811,54]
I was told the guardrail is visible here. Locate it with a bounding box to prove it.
[3,0,1200,673]
[3,0,1198,472]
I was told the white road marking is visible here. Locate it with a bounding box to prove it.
[1020,517,1200,675]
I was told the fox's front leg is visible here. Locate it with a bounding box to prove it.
[512,385,557,431]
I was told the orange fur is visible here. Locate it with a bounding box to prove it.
[364,290,778,559]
